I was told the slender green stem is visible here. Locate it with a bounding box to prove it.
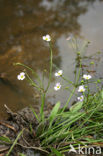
[26,72,41,92]
[86,80,89,107]
[40,92,46,122]
[75,57,82,86]
[45,42,53,92]
[61,76,75,86]
[14,62,42,87]
[78,80,98,86]
[62,87,76,112]
[79,102,102,129]
[6,129,24,156]
[40,42,53,121]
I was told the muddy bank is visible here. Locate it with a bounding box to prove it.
[0,106,38,156]
[0,104,54,156]
[0,106,103,156]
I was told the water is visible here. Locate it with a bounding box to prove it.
[0,0,103,119]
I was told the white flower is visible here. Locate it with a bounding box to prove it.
[55,70,63,77]
[77,95,84,102]
[42,34,51,42]
[83,74,92,80]
[17,72,25,80]
[78,85,85,92]
[54,82,61,91]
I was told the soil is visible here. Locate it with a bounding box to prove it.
[0,106,103,156]
[0,105,49,155]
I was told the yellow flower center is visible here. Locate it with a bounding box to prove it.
[57,86,60,88]
[80,89,83,92]
[21,75,24,78]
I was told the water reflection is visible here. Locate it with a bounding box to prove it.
[0,0,103,119]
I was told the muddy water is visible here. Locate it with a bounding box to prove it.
[0,0,103,119]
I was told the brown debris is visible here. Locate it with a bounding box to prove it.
[0,145,9,153]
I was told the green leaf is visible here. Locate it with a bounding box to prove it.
[101,90,103,99]
[50,147,63,156]
[49,101,60,123]
[6,129,24,156]
[36,121,47,136]
[30,105,39,122]
[19,153,26,156]
[0,136,11,143]
[70,102,83,112]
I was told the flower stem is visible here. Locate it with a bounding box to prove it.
[40,92,46,122]
[45,42,53,92]
[40,42,53,122]
[75,57,82,86]
[62,87,76,112]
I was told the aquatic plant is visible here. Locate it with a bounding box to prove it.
[6,35,103,155]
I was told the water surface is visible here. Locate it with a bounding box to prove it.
[0,0,103,119]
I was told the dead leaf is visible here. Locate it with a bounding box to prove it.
[0,145,9,153]
[0,121,16,132]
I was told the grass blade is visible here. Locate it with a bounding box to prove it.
[0,136,11,143]
[50,147,63,156]
[49,101,60,124]
[6,129,24,156]
[30,106,39,122]
[70,101,83,112]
